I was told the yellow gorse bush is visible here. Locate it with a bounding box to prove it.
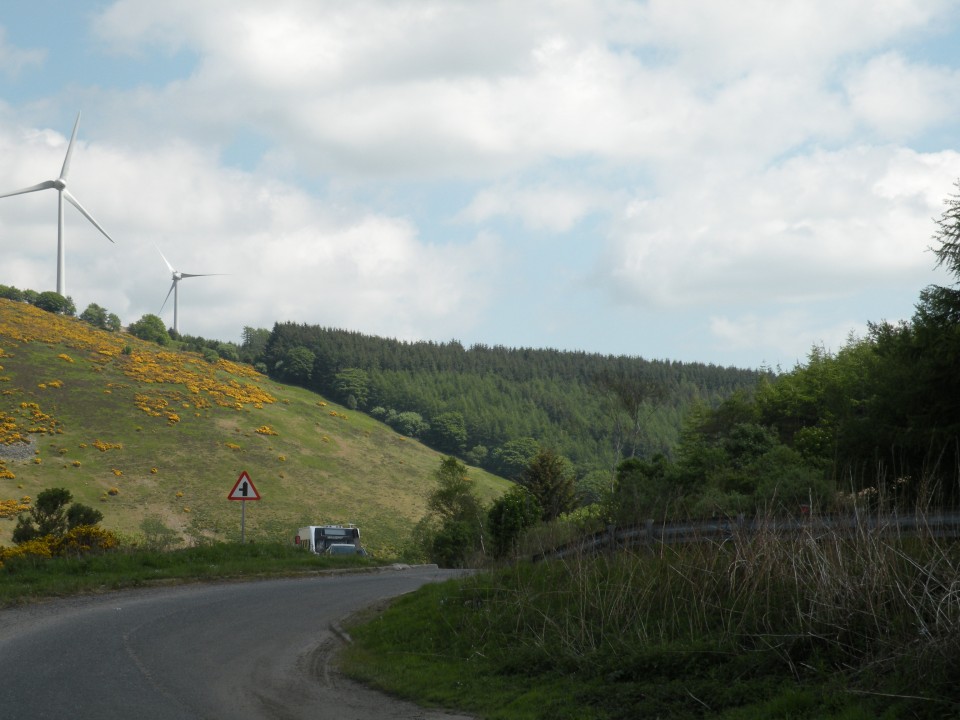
[93,439,123,452]
[0,525,121,568]
[0,300,276,442]
[0,496,30,518]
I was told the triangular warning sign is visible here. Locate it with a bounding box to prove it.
[228,470,261,500]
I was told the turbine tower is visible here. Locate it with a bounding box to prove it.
[157,247,224,334]
[0,112,115,296]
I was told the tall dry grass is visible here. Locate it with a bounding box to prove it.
[460,506,960,697]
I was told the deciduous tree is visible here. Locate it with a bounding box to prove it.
[128,314,170,346]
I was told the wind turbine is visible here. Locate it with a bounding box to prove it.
[0,112,115,296]
[156,246,225,335]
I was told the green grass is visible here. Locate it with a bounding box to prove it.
[0,300,510,554]
[0,541,379,605]
[341,523,960,719]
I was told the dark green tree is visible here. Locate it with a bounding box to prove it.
[128,314,170,346]
[282,346,315,384]
[487,485,542,558]
[387,410,429,438]
[491,437,540,480]
[932,179,960,278]
[0,284,24,301]
[334,368,371,408]
[430,520,473,568]
[427,411,467,453]
[240,326,271,364]
[67,503,104,530]
[79,303,121,331]
[33,291,75,316]
[609,454,675,525]
[428,456,482,522]
[421,456,485,567]
[13,488,73,543]
[519,447,578,522]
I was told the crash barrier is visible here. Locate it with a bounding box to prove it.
[531,511,960,562]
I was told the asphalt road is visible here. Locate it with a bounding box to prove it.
[0,566,475,720]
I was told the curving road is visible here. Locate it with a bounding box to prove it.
[0,566,475,719]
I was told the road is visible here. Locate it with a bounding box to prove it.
[0,566,475,719]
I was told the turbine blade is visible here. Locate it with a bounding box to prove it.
[178,272,227,278]
[60,112,81,181]
[63,189,115,243]
[154,245,175,274]
[0,180,58,199]
[160,281,176,313]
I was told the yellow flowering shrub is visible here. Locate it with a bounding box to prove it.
[256,425,278,436]
[57,525,119,556]
[93,439,123,452]
[0,301,275,429]
[0,496,30,518]
[0,537,54,564]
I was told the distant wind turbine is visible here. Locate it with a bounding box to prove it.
[156,246,225,334]
[0,112,115,296]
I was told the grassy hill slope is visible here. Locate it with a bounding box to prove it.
[0,300,509,553]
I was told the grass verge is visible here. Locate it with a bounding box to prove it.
[0,541,379,606]
[340,516,960,719]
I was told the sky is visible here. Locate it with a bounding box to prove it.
[2,1,960,371]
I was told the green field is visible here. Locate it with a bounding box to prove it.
[0,299,510,554]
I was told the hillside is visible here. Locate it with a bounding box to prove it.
[261,323,767,476]
[0,300,510,553]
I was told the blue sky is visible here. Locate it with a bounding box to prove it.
[2,0,960,370]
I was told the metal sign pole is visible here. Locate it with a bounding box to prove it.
[228,471,260,545]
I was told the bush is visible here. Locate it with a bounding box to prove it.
[140,515,182,551]
[32,291,75,316]
[0,284,24,302]
[128,314,170,346]
[13,488,106,545]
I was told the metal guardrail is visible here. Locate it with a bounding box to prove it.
[531,511,960,562]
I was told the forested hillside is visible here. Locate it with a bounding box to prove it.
[257,325,765,480]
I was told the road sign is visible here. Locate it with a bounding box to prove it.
[228,471,260,501]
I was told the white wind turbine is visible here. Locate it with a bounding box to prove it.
[0,112,115,296]
[156,246,225,334]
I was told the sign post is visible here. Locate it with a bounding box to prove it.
[228,470,261,543]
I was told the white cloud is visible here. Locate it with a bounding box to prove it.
[709,311,865,369]
[845,53,960,140]
[462,182,610,232]
[0,117,502,344]
[0,28,45,79]
[618,0,948,80]
[605,146,960,308]
[4,0,960,368]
